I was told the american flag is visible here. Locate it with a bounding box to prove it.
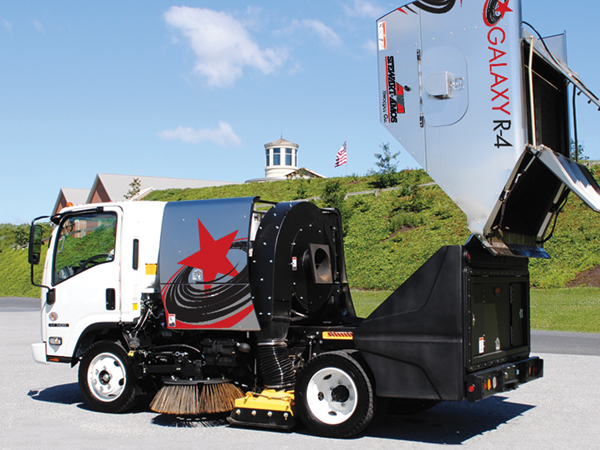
[334,141,347,167]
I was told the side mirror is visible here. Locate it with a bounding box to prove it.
[28,224,43,265]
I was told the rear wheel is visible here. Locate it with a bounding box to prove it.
[295,351,375,438]
[78,341,138,413]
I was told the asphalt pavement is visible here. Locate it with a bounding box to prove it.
[2,298,599,449]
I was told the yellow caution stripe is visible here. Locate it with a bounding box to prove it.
[322,331,354,340]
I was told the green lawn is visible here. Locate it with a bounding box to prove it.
[351,287,600,334]
[351,289,391,318]
[530,287,600,334]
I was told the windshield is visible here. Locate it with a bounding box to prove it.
[53,212,117,284]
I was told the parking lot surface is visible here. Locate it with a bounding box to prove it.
[2,298,599,449]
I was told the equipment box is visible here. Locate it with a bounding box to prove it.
[354,237,542,402]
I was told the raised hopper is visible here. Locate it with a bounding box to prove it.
[377,0,600,257]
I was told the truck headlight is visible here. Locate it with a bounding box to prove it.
[49,337,62,346]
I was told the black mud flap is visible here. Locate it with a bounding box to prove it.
[227,408,295,431]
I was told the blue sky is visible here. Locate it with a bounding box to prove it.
[2,0,600,224]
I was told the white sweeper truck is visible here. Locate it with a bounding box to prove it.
[28,0,600,438]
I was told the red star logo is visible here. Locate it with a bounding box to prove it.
[496,0,512,19]
[178,219,239,290]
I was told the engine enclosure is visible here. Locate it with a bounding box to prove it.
[157,197,354,336]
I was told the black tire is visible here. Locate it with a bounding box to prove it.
[78,341,138,413]
[295,351,375,438]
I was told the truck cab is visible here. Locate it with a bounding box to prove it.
[31,202,166,364]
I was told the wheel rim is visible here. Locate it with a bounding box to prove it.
[306,367,358,425]
[87,352,127,402]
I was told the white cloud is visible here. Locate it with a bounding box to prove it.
[3,20,12,32]
[362,38,377,55]
[343,0,387,18]
[164,6,287,88]
[298,19,342,47]
[159,121,242,147]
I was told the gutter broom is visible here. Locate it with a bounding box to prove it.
[150,379,244,415]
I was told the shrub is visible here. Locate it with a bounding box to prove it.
[369,143,401,188]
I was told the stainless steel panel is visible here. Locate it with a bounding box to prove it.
[537,146,600,211]
[158,197,260,330]
[378,1,525,239]
[378,1,600,257]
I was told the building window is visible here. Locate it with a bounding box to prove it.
[285,148,292,166]
[294,149,298,167]
[266,149,270,167]
[273,148,281,165]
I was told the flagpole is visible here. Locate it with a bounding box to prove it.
[345,137,348,177]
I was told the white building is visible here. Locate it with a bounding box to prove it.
[264,138,300,180]
[245,137,324,183]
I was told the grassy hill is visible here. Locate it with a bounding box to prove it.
[0,223,48,297]
[143,170,600,290]
[3,170,600,296]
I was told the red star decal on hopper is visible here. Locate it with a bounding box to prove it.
[178,219,239,290]
[496,0,512,19]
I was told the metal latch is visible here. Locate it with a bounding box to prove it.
[424,72,465,99]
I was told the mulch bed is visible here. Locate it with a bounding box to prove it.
[566,266,600,288]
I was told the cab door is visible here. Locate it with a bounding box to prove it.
[43,207,122,360]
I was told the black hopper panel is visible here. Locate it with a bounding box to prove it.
[354,238,531,401]
[353,245,466,401]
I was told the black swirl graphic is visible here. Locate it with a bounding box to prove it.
[484,0,500,26]
[163,265,252,325]
[162,240,252,326]
[413,0,456,14]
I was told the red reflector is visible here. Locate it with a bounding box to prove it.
[48,357,60,362]
[468,385,476,393]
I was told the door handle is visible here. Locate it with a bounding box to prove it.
[106,288,116,310]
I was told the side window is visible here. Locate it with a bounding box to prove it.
[53,212,117,284]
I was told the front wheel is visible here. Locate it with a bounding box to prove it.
[295,351,375,438]
[78,341,138,413]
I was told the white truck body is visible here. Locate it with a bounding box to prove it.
[34,201,166,362]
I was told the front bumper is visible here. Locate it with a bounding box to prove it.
[466,356,543,402]
[31,342,47,364]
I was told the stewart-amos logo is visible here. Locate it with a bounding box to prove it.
[382,56,405,124]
